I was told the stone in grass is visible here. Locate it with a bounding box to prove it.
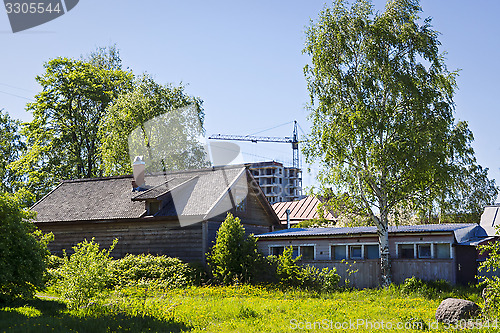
[435,298,481,322]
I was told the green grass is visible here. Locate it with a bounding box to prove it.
[0,285,497,332]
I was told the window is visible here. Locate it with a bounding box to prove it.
[148,201,160,215]
[365,245,380,259]
[300,246,315,260]
[331,245,347,260]
[418,244,432,258]
[270,246,284,256]
[399,244,414,259]
[435,244,451,259]
[349,245,362,259]
[292,246,299,258]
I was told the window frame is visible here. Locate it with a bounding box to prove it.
[395,241,453,259]
[329,242,380,260]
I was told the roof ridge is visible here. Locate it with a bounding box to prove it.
[58,165,248,183]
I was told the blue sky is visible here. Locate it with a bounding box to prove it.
[1,1,499,192]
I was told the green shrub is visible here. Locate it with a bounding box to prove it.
[207,213,261,285]
[111,254,197,288]
[43,255,65,287]
[479,240,500,316]
[57,238,117,309]
[0,190,53,302]
[273,246,340,292]
[400,277,452,298]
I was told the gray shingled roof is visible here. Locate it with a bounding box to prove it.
[32,165,245,223]
[257,223,478,238]
[131,176,198,201]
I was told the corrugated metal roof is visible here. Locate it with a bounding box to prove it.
[257,223,478,238]
[271,196,336,223]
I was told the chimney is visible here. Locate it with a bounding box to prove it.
[132,156,146,188]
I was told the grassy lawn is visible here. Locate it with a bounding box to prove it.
[0,285,496,332]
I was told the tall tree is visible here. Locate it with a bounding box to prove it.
[100,75,208,176]
[0,110,25,193]
[303,0,495,285]
[10,47,133,200]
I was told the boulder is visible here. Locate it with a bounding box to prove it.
[435,298,481,322]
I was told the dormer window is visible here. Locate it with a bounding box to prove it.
[148,201,160,215]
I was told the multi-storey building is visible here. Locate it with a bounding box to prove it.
[248,161,303,203]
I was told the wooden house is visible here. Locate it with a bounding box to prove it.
[32,165,281,263]
[257,223,493,288]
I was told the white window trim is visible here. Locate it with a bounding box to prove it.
[268,245,285,256]
[298,244,316,260]
[329,242,380,260]
[395,241,453,259]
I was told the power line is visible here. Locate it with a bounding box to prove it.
[0,82,37,94]
[0,90,35,101]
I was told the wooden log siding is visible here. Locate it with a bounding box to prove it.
[37,220,204,263]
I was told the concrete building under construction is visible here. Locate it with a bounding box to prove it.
[249,161,303,203]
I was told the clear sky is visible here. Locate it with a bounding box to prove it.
[1,1,499,192]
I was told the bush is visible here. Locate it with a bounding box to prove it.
[0,190,52,302]
[273,246,340,292]
[207,213,261,285]
[57,238,117,309]
[479,240,500,316]
[110,254,198,288]
[400,276,452,297]
[43,255,65,287]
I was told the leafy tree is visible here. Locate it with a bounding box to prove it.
[10,46,133,200]
[206,213,260,285]
[0,110,25,193]
[100,75,207,176]
[303,0,493,285]
[419,164,497,223]
[0,190,52,301]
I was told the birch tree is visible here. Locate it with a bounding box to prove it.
[303,0,488,285]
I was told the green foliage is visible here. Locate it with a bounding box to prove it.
[110,254,198,288]
[479,240,500,317]
[400,277,452,297]
[43,255,65,287]
[292,217,334,228]
[273,246,340,292]
[0,190,52,302]
[57,238,117,309]
[207,213,261,285]
[0,285,488,332]
[303,0,494,283]
[0,110,25,194]
[100,75,207,176]
[10,46,134,200]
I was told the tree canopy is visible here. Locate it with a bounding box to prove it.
[10,46,133,200]
[100,75,208,176]
[10,45,207,201]
[0,110,25,193]
[303,0,496,285]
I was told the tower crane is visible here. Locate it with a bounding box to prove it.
[208,120,300,170]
